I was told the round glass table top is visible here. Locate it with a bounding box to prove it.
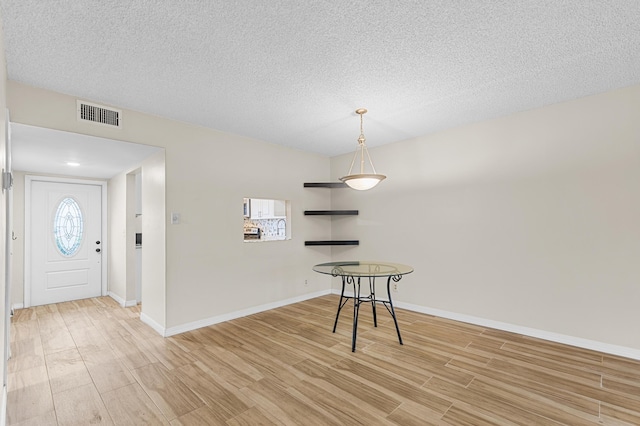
[313,261,413,277]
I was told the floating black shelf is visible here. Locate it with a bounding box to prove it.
[304,240,359,246]
[303,182,347,188]
[304,182,357,247]
[304,210,359,216]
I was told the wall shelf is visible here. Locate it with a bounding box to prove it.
[303,182,347,188]
[304,240,359,246]
[304,210,358,216]
[304,182,357,247]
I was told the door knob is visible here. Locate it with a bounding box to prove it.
[96,248,101,253]
[96,241,101,244]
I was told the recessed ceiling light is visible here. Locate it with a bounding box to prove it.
[66,162,80,167]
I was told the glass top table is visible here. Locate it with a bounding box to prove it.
[313,261,414,278]
[313,261,413,352]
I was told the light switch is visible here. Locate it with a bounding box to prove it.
[171,212,181,224]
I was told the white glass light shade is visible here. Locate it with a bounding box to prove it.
[340,173,386,190]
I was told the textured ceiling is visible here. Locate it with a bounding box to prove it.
[1,1,639,157]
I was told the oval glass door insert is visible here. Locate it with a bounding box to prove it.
[54,197,84,256]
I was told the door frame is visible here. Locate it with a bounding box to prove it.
[24,175,108,308]
[4,110,13,395]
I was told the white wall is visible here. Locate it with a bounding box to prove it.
[125,172,136,303]
[107,171,127,303]
[106,168,140,307]
[331,84,640,353]
[7,78,640,357]
[0,10,7,420]
[5,77,640,358]
[7,81,333,332]
[9,171,25,308]
[140,151,166,329]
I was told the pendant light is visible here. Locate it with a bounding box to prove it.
[340,108,386,190]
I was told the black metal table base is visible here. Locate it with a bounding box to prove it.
[332,274,404,352]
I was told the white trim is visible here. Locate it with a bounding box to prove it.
[11,303,23,312]
[1,384,7,426]
[24,175,108,307]
[140,312,165,336]
[404,299,640,361]
[330,289,640,361]
[4,109,13,394]
[100,179,108,297]
[108,292,137,308]
[163,289,332,337]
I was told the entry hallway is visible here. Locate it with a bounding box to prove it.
[7,295,640,425]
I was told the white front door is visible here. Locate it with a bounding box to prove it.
[28,178,104,306]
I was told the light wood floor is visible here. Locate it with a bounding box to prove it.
[7,295,640,425]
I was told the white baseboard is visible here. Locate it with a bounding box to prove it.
[399,299,640,361]
[163,289,332,337]
[108,292,125,306]
[140,312,165,336]
[136,286,640,361]
[1,384,7,426]
[330,289,640,361]
[11,303,23,313]
[108,292,137,308]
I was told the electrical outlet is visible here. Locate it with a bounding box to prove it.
[393,282,399,292]
[304,279,309,286]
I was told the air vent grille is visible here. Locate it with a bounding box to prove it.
[77,101,121,128]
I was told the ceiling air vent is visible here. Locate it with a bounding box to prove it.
[77,100,122,128]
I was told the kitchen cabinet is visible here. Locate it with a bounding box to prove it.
[250,199,286,219]
[274,199,286,217]
[250,199,268,218]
